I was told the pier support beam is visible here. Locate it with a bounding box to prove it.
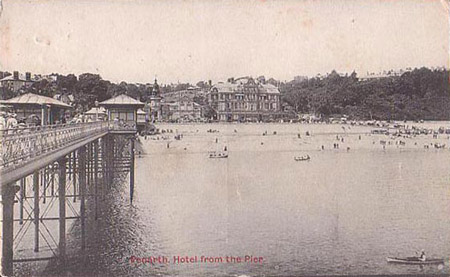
[58,157,67,264]
[1,184,17,276]
[101,138,106,200]
[94,140,99,219]
[51,165,55,197]
[73,151,77,202]
[87,144,91,194]
[130,138,135,204]
[33,171,40,252]
[79,146,87,250]
[19,178,25,225]
[109,136,114,185]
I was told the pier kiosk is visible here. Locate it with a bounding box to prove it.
[99,94,145,132]
[99,94,145,203]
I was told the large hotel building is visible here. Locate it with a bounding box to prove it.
[207,77,281,121]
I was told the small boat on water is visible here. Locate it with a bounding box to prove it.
[209,151,228,159]
[294,155,310,162]
[386,257,444,265]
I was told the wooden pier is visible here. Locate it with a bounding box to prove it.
[0,120,139,276]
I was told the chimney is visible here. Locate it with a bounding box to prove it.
[26,72,31,81]
[13,71,19,80]
[0,72,4,80]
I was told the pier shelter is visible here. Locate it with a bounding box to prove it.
[0,93,72,125]
[99,94,145,133]
[85,107,107,121]
[136,108,147,133]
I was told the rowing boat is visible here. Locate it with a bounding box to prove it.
[209,152,228,159]
[294,156,310,161]
[386,257,444,265]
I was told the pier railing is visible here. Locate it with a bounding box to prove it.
[0,121,109,169]
[108,120,137,132]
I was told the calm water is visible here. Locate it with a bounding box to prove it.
[38,123,450,276]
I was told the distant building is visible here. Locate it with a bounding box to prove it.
[208,77,281,122]
[53,93,74,106]
[0,71,34,92]
[359,69,411,81]
[161,95,202,122]
[146,79,162,122]
[163,87,202,101]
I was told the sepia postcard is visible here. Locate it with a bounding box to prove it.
[0,0,449,276]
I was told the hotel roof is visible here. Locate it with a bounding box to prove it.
[212,82,280,94]
[0,93,72,108]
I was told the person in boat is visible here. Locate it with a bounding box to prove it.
[418,250,426,262]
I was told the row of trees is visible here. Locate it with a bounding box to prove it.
[2,67,449,120]
[281,68,450,120]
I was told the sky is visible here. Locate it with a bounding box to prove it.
[0,0,448,84]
